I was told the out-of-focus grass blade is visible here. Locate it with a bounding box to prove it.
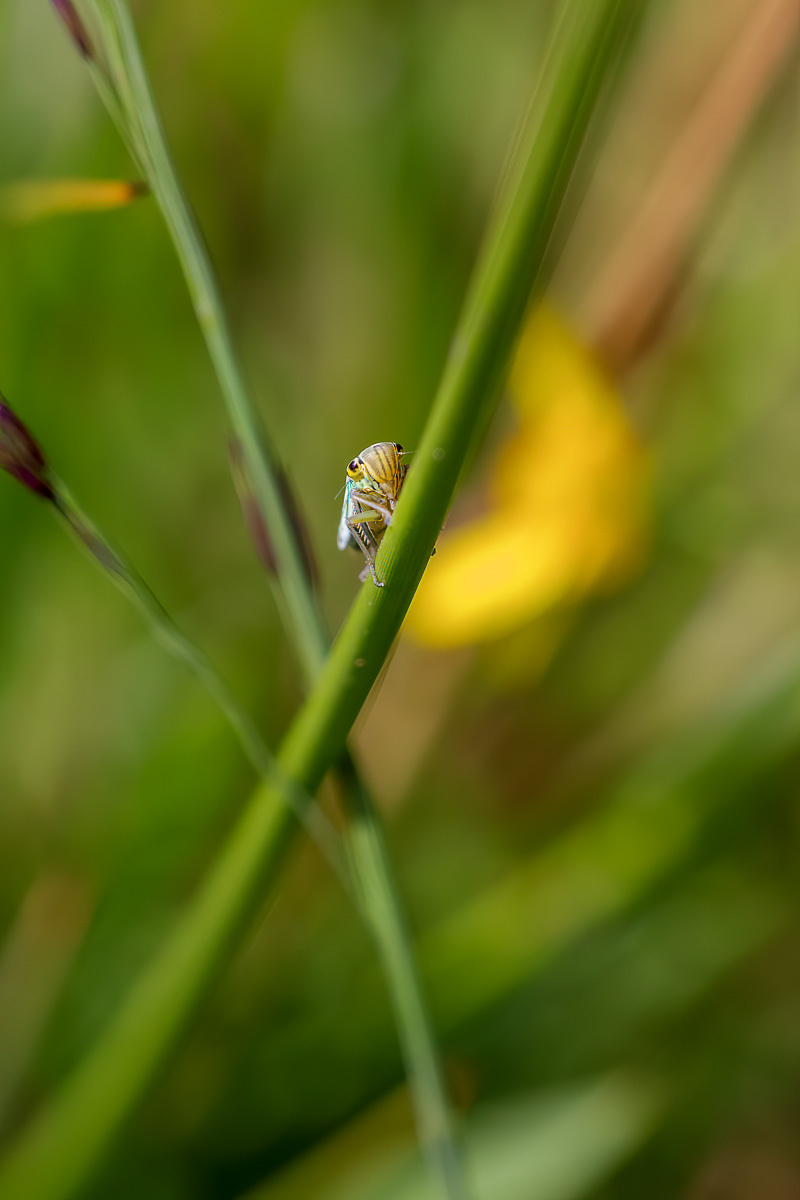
[0,875,93,1131]
[242,1073,665,1200]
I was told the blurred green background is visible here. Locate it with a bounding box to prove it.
[1,0,800,1197]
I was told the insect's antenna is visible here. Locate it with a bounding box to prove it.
[333,482,347,501]
[400,448,416,458]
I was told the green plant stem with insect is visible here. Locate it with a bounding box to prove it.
[53,2,468,1197]
[0,2,644,1199]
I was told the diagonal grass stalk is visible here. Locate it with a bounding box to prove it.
[47,478,349,887]
[89,0,326,680]
[56,472,463,1192]
[0,2,642,1198]
[72,1,469,1194]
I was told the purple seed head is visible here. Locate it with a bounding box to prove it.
[51,0,93,59]
[0,397,54,500]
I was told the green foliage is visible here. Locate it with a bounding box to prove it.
[1,0,799,1199]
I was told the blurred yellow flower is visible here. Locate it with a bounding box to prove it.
[0,179,146,223]
[405,305,649,648]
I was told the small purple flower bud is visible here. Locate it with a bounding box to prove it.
[51,0,93,59]
[0,396,54,500]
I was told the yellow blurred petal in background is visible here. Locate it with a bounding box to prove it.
[0,179,146,223]
[406,305,649,648]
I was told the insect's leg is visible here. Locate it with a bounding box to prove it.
[346,508,386,527]
[352,494,394,526]
[347,510,385,587]
[359,561,384,587]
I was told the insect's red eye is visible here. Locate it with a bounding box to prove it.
[394,443,403,453]
[347,458,363,478]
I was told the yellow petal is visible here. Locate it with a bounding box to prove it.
[406,304,649,648]
[407,516,579,647]
[0,179,146,223]
[509,302,618,420]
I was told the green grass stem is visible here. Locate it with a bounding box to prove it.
[49,480,349,887]
[80,2,470,1194]
[93,0,326,682]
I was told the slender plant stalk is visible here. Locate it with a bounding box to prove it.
[0,3,641,1198]
[336,762,466,1188]
[76,1,468,1195]
[92,0,326,681]
[56,478,458,1188]
[48,479,349,886]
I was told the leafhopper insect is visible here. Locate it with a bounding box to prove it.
[337,441,407,587]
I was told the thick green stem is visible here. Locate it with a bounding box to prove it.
[268,0,642,786]
[88,3,469,1195]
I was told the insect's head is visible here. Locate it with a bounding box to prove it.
[348,442,404,494]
